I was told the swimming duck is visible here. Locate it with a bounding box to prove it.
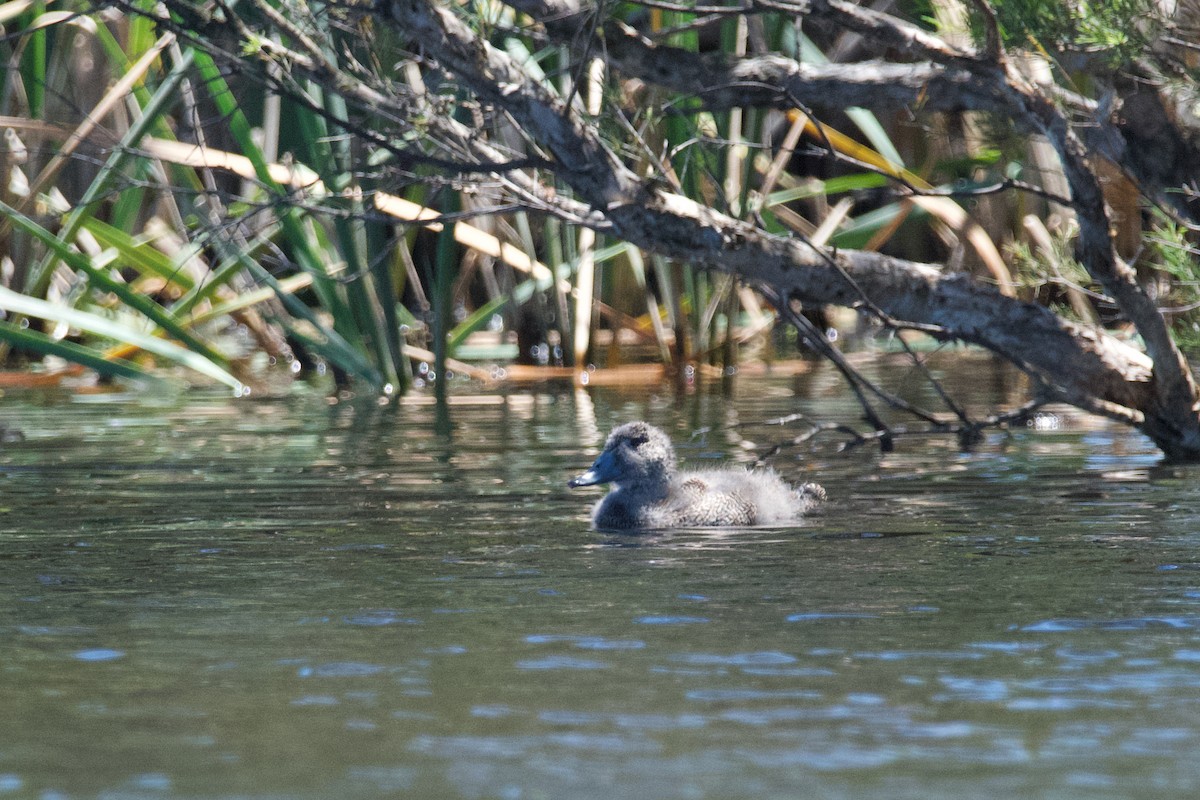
[568,421,825,530]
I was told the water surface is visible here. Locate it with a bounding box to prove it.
[2,363,1200,798]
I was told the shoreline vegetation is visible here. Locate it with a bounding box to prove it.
[5,1,1200,455]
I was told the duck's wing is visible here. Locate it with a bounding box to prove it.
[674,477,756,526]
[683,469,826,525]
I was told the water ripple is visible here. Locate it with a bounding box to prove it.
[525,634,645,650]
[343,611,421,626]
[786,612,879,622]
[1021,616,1200,632]
[300,662,388,678]
[671,651,797,667]
[515,656,609,671]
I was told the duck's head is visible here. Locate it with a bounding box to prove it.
[568,421,676,489]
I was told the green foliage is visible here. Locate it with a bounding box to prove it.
[1006,235,1093,319]
[1145,212,1200,352]
[0,0,402,391]
[978,0,1163,64]
[1147,213,1197,284]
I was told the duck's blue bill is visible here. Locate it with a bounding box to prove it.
[568,450,618,488]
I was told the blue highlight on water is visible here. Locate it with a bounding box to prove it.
[671,651,796,667]
[131,773,172,791]
[516,656,609,671]
[299,662,387,678]
[73,648,125,662]
[785,612,879,622]
[525,633,645,650]
[1021,616,1200,632]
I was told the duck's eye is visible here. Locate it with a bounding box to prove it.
[627,434,649,448]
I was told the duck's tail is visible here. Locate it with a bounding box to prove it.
[795,482,827,510]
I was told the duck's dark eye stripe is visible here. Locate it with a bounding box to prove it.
[628,434,649,447]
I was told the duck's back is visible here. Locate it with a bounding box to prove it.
[688,468,824,525]
[592,467,824,529]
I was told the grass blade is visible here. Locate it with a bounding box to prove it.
[0,285,241,390]
[25,47,194,297]
[1,198,228,365]
[0,321,161,384]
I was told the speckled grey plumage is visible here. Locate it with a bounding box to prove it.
[568,421,825,530]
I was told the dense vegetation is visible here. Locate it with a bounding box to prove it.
[4,0,1200,453]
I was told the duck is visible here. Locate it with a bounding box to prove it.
[568,421,825,530]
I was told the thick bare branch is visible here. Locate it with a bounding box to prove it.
[391,0,641,210]
[505,0,993,112]
[608,43,1000,116]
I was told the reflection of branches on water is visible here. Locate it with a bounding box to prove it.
[751,420,869,462]
[769,294,892,449]
[746,396,1050,463]
[761,285,973,452]
[754,273,1061,457]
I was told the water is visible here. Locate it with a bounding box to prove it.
[3,361,1200,798]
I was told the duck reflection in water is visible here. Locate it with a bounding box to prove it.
[569,421,825,530]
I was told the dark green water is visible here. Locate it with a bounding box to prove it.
[3,362,1200,798]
